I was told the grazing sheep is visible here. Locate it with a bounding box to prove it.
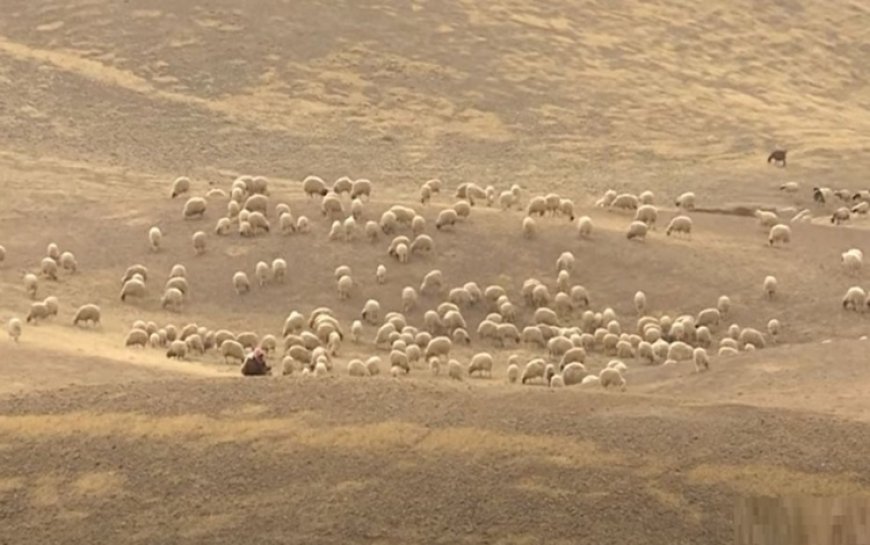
[739,327,766,349]
[767,318,781,339]
[41,257,58,280]
[125,328,149,348]
[420,269,444,296]
[556,252,575,274]
[337,275,354,300]
[120,278,146,302]
[467,353,494,377]
[446,359,463,380]
[233,271,251,295]
[610,193,639,210]
[296,216,310,233]
[768,224,791,247]
[321,193,345,220]
[23,273,38,299]
[693,348,710,372]
[227,200,241,218]
[255,261,271,287]
[521,359,546,384]
[626,221,648,241]
[148,227,162,252]
[171,176,191,198]
[361,299,382,326]
[347,359,368,377]
[425,336,452,360]
[779,181,799,193]
[279,212,296,235]
[72,304,101,327]
[410,234,434,256]
[302,175,329,198]
[768,149,787,166]
[841,249,863,275]
[351,179,372,200]
[639,190,655,205]
[26,302,51,324]
[46,243,59,261]
[675,192,696,210]
[332,176,353,195]
[595,189,618,207]
[717,295,731,316]
[344,216,358,240]
[842,286,866,311]
[166,340,188,360]
[763,275,777,299]
[666,215,692,238]
[755,210,779,228]
[374,264,387,285]
[559,199,576,221]
[506,363,519,383]
[247,211,270,234]
[575,216,593,239]
[328,220,344,242]
[183,197,207,219]
[161,287,184,312]
[402,287,418,312]
[696,308,721,329]
[436,209,458,230]
[522,216,537,239]
[831,207,851,225]
[453,201,471,219]
[599,367,626,390]
[59,251,77,273]
[7,317,22,342]
[634,205,658,228]
[190,231,207,256]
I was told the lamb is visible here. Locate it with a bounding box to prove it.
[182,197,208,220]
[763,275,777,299]
[634,205,658,228]
[626,221,648,241]
[148,227,162,252]
[302,175,329,198]
[59,251,77,273]
[610,193,639,210]
[666,215,692,238]
[255,261,271,287]
[72,304,101,327]
[337,275,354,300]
[272,258,287,284]
[576,216,593,238]
[693,347,710,372]
[768,224,791,247]
[467,352,494,377]
[233,271,251,295]
[161,287,184,312]
[125,328,149,348]
[675,192,696,210]
[435,209,458,230]
[522,217,537,239]
[842,286,866,311]
[7,317,22,342]
[841,249,863,275]
[171,176,191,198]
[351,179,372,200]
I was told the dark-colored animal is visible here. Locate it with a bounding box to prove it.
[768,149,787,167]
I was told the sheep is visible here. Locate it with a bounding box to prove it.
[394,243,409,264]
[44,242,58,260]
[506,362,520,383]
[768,224,791,247]
[166,340,188,360]
[59,251,77,273]
[767,318,781,339]
[599,367,626,390]
[841,249,863,275]
[364,356,382,376]
[337,275,354,300]
[296,216,310,233]
[594,189,617,208]
[467,353,494,377]
[19,272,36,301]
[608,193,638,211]
[435,209,458,231]
[639,190,655,205]
[255,261,271,288]
[247,211,270,234]
[410,234,434,256]
[696,308,721,329]
[763,275,777,299]
[125,328,149,349]
[345,359,368,377]
[26,302,52,324]
[675,192,696,210]
[183,197,207,220]
[41,257,58,280]
[171,176,191,198]
[361,299,382,326]
[666,215,692,238]
[161,287,184,312]
[351,178,372,200]
[779,181,799,193]
[72,304,101,327]
[626,221,648,241]
[400,286,418,313]
[842,286,866,311]
[634,205,658,228]
[302,175,328,198]
[425,336,452,360]
[321,193,345,220]
[7,318,22,342]
[521,216,537,239]
[227,200,241,219]
[120,278,146,302]
[557,199,576,221]
[420,269,444,296]
[148,227,162,252]
[831,207,851,225]
[717,295,731,316]
[737,327,766,350]
[521,359,546,384]
[755,210,779,228]
[556,252,575,274]
[343,216,359,241]
[272,258,287,284]
[693,347,710,372]
[634,291,646,314]
[233,271,251,295]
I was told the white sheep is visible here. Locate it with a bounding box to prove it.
[717,295,731,316]
[763,275,777,299]
[626,221,648,241]
[344,216,358,241]
[183,197,207,220]
[675,192,696,210]
[23,273,38,299]
[599,367,626,390]
[595,189,617,207]
[767,318,781,339]
[125,328,149,349]
[522,216,537,239]
[227,200,241,218]
[831,207,851,225]
[41,257,58,280]
[279,212,296,235]
[639,190,655,205]
[72,304,101,327]
[120,278,146,301]
[361,299,382,325]
[255,261,271,287]
[26,302,52,324]
[7,317,21,342]
[148,226,162,252]
[166,340,188,360]
[610,193,639,211]
[755,210,779,228]
[634,291,646,314]
[233,271,251,295]
[666,215,692,238]
[467,352,494,378]
[402,287,418,312]
[435,209,458,231]
[556,252,575,274]
[171,176,191,198]
[296,216,310,233]
[410,234,434,256]
[375,264,387,285]
[842,286,866,312]
[841,249,863,276]
[302,175,328,198]
[521,359,546,384]
[693,347,710,372]
[337,275,354,300]
[272,258,287,283]
[768,224,791,247]
[59,251,77,273]
[161,287,184,312]
[328,220,344,242]
[189,231,206,256]
[739,327,766,349]
[634,205,658,228]
[215,217,232,236]
[351,179,372,200]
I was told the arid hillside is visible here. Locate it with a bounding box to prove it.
[1,1,869,544]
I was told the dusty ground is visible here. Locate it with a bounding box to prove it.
[1,0,870,543]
